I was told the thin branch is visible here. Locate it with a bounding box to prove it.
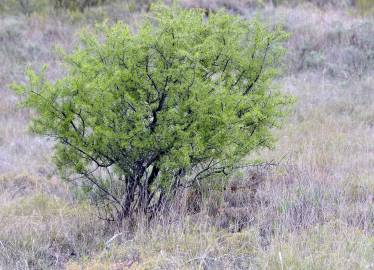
[243,39,271,96]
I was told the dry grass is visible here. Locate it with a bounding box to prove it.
[0,1,373,269]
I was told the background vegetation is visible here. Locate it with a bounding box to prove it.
[0,0,373,269]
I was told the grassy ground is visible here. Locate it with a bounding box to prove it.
[0,1,373,269]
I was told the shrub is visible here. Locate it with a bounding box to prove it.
[52,0,108,12]
[355,0,374,12]
[13,4,291,224]
[270,0,354,8]
[0,0,111,14]
[0,0,48,15]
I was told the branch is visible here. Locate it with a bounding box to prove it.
[60,137,115,168]
[145,56,160,95]
[82,170,123,209]
[243,39,271,96]
[149,92,166,132]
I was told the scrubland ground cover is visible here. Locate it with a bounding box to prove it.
[0,0,373,269]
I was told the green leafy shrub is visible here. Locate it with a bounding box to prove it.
[13,4,292,224]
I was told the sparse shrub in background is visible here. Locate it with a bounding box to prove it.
[13,4,291,226]
[0,0,114,14]
[285,15,374,77]
[325,22,374,77]
[13,0,33,15]
[0,20,25,62]
[0,0,48,15]
[0,17,48,64]
[126,0,153,13]
[181,0,263,13]
[16,0,39,15]
[355,0,374,13]
[273,0,374,12]
[52,0,109,12]
[270,0,353,8]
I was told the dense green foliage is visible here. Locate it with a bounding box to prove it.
[13,4,291,223]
